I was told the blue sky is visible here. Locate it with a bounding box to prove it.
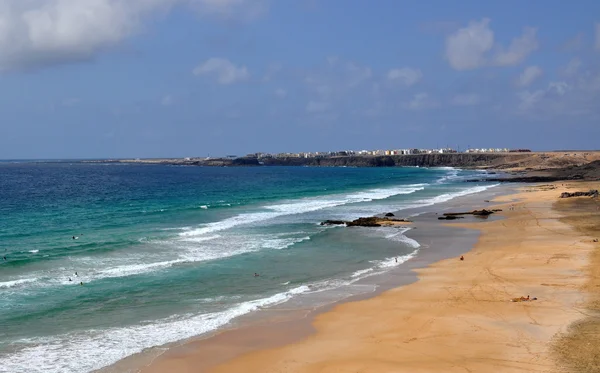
[0,0,599,159]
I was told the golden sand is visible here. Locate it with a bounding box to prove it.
[142,182,600,373]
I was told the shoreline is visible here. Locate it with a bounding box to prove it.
[98,185,510,373]
[135,181,598,373]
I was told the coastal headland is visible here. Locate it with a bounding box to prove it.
[138,181,600,373]
[88,151,600,181]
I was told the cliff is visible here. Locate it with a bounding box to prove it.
[260,153,528,168]
[105,152,600,182]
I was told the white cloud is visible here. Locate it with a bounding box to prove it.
[387,67,422,87]
[262,62,282,82]
[0,0,265,72]
[274,88,287,98]
[193,58,249,84]
[445,18,494,70]
[345,62,372,87]
[595,23,600,50]
[517,81,569,111]
[451,94,480,106]
[445,18,538,70]
[306,101,330,113]
[161,94,174,106]
[548,81,569,96]
[564,58,581,76]
[517,89,545,111]
[407,92,435,110]
[492,27,538,66]
[326,56,338,67]
[0,0,176,71]
[517,65,542,86]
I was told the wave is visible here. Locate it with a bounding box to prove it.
[6,233,315,292]
[0,278,39,289]
[0,285,313,373]
[402,184,498,211]
[352,248,419,279]
[180,184,426,239]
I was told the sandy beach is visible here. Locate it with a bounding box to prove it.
[138,181,600,373]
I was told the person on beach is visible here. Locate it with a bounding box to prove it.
[460,255,464,261]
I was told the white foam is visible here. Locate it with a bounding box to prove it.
[180,184,426,239]
[403,184,499,210]
[28,250,39,253]
[0,285,313,373]
[351,268,374,278]
[200,205,208,209]
[179,234,221,243]
[384,228,421,249]
[0,278,38,289]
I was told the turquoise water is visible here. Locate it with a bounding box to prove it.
[0,163,495,373]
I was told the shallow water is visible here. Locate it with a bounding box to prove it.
[0,163,496,373]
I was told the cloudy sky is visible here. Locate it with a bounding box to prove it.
[1,0,599,159]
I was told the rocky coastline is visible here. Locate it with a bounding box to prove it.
[85,153,600,182]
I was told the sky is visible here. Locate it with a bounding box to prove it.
[0,0,599,159]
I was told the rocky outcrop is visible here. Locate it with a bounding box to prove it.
[320,216,412,227]
[320,220,347,226]
[559,190,599,198]
[438,215,464,220]
[441,209,502,217]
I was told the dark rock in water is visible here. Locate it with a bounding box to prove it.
[442,209,496,217]
[559,190,599,198]
[438,215,464,220]
[321,216,412,227]
[320,220,347,226]
[346,217,381,227]
[384,212,395,217]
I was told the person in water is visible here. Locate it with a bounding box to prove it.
[80,282,83,286]
[75,272,78,277]
[68,277,72,282]
[254,273,260,277]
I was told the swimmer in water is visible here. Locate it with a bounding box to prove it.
[254,273,260,277]
[80,282,83,286]
[75,272,78,276]
[69,277,72,282]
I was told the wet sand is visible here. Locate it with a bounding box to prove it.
[136,181,600,373]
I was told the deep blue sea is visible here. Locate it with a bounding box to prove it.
[0,163,496,373]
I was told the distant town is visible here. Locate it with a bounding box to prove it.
[194,147,532,161]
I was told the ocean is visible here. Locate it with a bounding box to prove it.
[0,163,497,373]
